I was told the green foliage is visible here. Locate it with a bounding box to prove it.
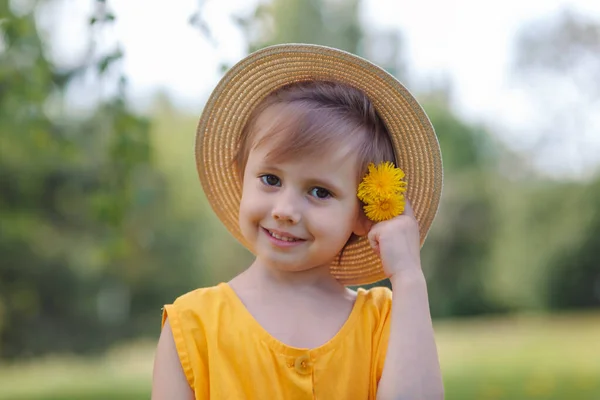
[484,178,600,311]
[424,102,495,172]
[236,0,363,54]
[489,8,600,311]
[545,178,600,309]
[1,0,599,361]
[0,2,205,359]
[420,103,505,317]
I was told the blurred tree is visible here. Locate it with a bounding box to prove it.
[6,2,590,361]
[234,0,362,54]
[418,100,504,317]
[0,0,204,359]
[231,0,406,79]
[512,8,600,177]
[515,9,600,96]
[487,8,600,310]
[545,178,600,309]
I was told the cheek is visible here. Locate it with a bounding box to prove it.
[239,183,268,222]
[239,188,264,243]
[310,200,359,236]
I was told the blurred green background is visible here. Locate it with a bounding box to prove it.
[1,0,599,399]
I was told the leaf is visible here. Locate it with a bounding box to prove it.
[97,48,123,75]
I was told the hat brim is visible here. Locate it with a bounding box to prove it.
[195,44,443,286]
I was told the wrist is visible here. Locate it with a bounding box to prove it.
[389,269,426,288]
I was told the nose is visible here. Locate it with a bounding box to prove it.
[271,189,302,224]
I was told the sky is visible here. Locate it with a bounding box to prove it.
[43,0,600,178]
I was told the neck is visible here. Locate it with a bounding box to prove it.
[240,259,346,294]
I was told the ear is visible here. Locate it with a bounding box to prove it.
[352,206,373,237]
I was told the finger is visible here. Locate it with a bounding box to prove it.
[367,228,380,256]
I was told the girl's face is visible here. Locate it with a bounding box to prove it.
[238,130,367,275]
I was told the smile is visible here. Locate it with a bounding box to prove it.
[263,228,304,243]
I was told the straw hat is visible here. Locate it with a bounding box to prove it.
[195,44,443,286]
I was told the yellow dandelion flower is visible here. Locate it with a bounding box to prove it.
[363,194,406,222]
[357,162,406,204]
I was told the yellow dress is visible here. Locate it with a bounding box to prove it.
[162,283,391,399]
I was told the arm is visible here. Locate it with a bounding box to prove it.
[151,318,195,400]
[377,271,443,400]
[368,201,444,399]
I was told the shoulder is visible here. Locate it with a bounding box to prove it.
[355,285,393,322]
[173,283,229,305]
[359,285,392,308]
[161,283,231,329]
[157,286,230,397]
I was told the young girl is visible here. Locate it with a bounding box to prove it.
[152,44,444,399]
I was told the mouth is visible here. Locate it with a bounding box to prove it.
[263,228,304,242]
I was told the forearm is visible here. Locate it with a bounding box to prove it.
[377,270,444,400]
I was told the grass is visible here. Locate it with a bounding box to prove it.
[1,311,599,400]
[0,341,153,400]
[435,310,600,399]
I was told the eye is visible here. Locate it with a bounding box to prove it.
[310,187,332,199]
[260,174,281,187]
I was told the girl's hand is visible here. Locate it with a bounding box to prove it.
[367,199,422,280]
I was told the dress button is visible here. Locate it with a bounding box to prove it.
[294,354,312,375]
